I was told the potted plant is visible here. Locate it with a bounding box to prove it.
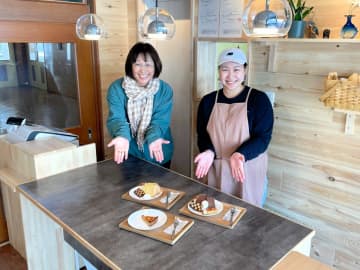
[287,0,314,38]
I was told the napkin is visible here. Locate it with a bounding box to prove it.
[163,218,188,235]
[222,207,241,222]
[160,191,179,204]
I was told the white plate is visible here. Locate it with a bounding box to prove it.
[128,208,167,231]
[188,199,223,217]
[129,186,163,201]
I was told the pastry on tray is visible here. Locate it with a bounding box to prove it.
[142,182,161,197]
[134,187,145,198]
[189,194,217,215]
[141,214,159,226]
[139,182,161,197]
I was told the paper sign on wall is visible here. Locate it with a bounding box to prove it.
[198,0,244,38]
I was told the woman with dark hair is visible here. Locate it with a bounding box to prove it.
[194,48,274,207]
[107,42,173,168]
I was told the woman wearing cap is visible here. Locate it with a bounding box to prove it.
[107,42,174,168]
[194,48,273,207]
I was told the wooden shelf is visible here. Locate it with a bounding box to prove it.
[196,37,249,42]
[252,38,360,44]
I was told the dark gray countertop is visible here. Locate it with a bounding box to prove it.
[18,156,313,270]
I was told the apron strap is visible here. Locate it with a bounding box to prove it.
[245,87,252,103]
[215,90,220,103]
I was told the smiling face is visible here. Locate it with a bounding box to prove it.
[218,61,246,98]
[132,53,155,87]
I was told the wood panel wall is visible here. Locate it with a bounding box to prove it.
[95,0,137,159]
[248,39,360,270]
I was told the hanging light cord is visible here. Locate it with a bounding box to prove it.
[155,0,159,27]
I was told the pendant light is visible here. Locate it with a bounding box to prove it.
[242,0,292,37]
[76,13,105,41]
[138,0,176,40]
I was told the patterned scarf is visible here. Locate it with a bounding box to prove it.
[123,76,160,151]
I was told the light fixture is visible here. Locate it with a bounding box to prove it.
[76,13,105,41]
[242,0,292,37]
[138,0,176,40]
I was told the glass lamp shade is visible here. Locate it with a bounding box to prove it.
[242,0,292,37]
[138,7,176,40]
[76,14,105,41]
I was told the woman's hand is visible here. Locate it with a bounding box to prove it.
[149,138,170,163]
[107,137,129,164]
[230,152,245,183]
[194,150,215,179]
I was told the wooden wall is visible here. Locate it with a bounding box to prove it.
[95,0,137,159]
[249,39,360,270]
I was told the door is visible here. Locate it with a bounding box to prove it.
[0,0,103,156]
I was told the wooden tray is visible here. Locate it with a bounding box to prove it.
[121,186,185,210]
[119,207,194,245]
[179,198,246,229]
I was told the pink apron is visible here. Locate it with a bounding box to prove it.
[206,89,268,206]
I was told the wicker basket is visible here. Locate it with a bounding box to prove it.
[320,72,360,112]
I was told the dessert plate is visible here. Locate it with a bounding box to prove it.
[128,208,167,231]
[187,199,223,217]
[129,186,163,201]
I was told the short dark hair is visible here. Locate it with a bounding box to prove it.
[125,42,162,79]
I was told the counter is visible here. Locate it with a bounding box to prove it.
[17,156,314,270]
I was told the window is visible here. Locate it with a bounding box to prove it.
[29,43,37,61]
[0,43,10,61]
[1,43,80,129]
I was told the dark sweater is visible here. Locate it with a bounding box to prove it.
[196,86,274,161]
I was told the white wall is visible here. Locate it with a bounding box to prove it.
[138,1,192,176]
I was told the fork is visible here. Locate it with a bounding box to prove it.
[230,207,236,226]
[172,217,179,240]
[166,191,170,206]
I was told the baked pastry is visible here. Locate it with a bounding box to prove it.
[203,196,217,215]
[134,187,145,198]
[141,182,161,197]
[189,199,202,212]
[141,215,158,226]
[189,194,218,215]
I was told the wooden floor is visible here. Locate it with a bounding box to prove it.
[0,86,79,130]
[0,244,27,270]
